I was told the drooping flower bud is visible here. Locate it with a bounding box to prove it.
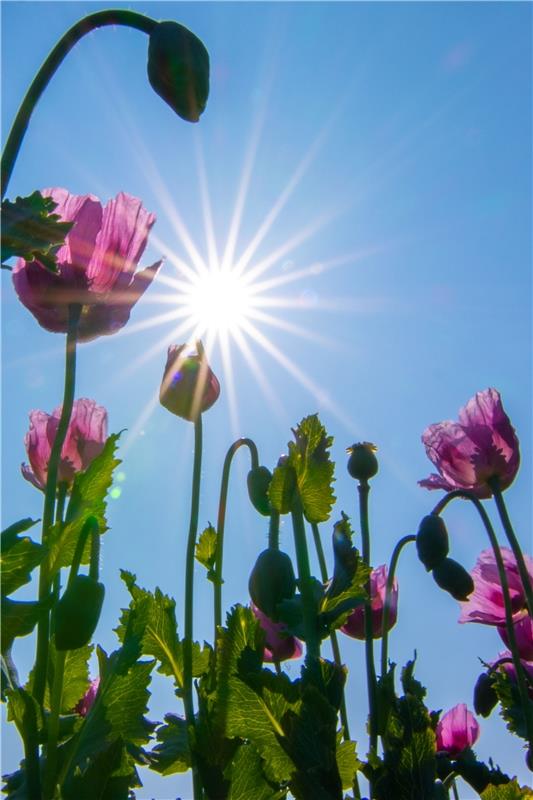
[432,558,474,601]
[160,343,220,422]
[473,672,498,717]
[416,514,449,571]
[54,575,105,651]
[147,21,209,122]
[247,466,273,516]
[248,548,296,621]
[346,442,378,482]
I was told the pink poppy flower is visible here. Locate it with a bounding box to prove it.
[436,704,480,757]
[251,604,303,663]
[12,188,159,342]
[21,398,107,491]
[419,388,519,499]
[459,548,533,627]
[74,677,100,716]
[498,615,533,661]
[160,343,220,421]
[341,564,398,640]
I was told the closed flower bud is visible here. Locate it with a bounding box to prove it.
[147,21,209,122]
[347,442,378,482]
[160,343,220,421]
[416,514,449,571]
[433,558,475,601]
[247,466,273,516]
[473,672,498,717]
[248,548,296,621]
[54,575,105,651]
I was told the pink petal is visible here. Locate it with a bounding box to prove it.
[43,188,102,282]
[23,410,52,489]
[436,704,479,756]
[12,258,71,333]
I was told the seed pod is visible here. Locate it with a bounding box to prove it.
[248,548,296,620]
[346,442,378,482]
[54,575,105,651]
[432,558,474,601]
[473,672,498,717]
[147,21,209,123]
[247,466,273,516]
[416,515,449,571]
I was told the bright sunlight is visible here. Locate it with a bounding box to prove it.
[181,265,254,336]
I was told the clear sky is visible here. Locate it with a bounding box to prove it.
[1,2,531,797]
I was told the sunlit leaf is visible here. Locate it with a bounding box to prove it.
[149,713,190,775]
[1,519,44,597]
[1,191,73,272]
[195,524,218,582]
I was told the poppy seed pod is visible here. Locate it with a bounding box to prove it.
[347,442,378,482]
[248,548,296,621]
[54,575,105,651]
[432,558,475,601]
[147,21,209,123]
[416,514,449,571]
[473,672,498,717]
[247,466,273,516]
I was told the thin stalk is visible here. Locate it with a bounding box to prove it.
[268,510,280,550]
[432,490,533,747]
[183,416,203,800]
[1,9,156,196]
[213,438,259,641]
[358,480,378,771]
[380,535,416,678]
[33,305,79,707]
[490,480,533,619]
[50,483,68,632]
[452,779,460,800]
[290,497,320,663]
[43,650,66,799]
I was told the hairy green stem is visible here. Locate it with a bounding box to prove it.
[290,498,320,663]
[432,490,533,747]
[43,650,66,799]
[1,9,156,196]
[358,480,378,772]
[183,416,203,800]
[33,305,79,708]
[489,480,533,620]
[213,438,259,642]
[380,535,416,678]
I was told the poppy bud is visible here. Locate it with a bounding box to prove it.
[248,548,296,620]
[347,442,378,482]
[432,558,474,601]
[54,575,105,651]
[160,343,220,421]
[416,514,449,571]
[247,466,272,516]
[473,672,498,717]
[147,21,209,122]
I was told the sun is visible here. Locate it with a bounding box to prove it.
[182,265,254,337]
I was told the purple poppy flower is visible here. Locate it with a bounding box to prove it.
[459,548,533,627]
[74,677,100,716]
[21,398,107,491]
[498,615,533,661]
[341,564,398,640]
[160,343,220,421]
[419,389,520,499]
[436,704,480,757]
[13,188,160,342]
[251,604,303,663]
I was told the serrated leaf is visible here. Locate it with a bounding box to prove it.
[1,598,42,655]
[225,743,287,800]
[25,637,93,714]
[269,462,297,515]
[195,524,218,581]
[319,519,368,634]
[1,519,44,597]
[46,434,121,578]
[1,191,73,270]
[493,664,533,742]
[149,713,191,775]
[336,738,360,791]
[482,779,533,799]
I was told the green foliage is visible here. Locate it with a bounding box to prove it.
[1,191,73,272]
[493,663,533,743]
[225,743,287,800]
[270,415,335,523]
[46,434,121,579]
[1,598,42,656]
[481,779,533,799]
[336,737,360,791]
[149,713,191,775]
[1,519,43,597]
[195,524,218,582]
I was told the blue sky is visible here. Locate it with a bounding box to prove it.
[2,2,531,797]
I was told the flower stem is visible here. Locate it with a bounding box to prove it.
[357,480,378,773]
[213,438,259,643]
[1,10,156,196]
[490,480,533,620]
[33,304,79,708]
[380,535,416,678]
[42,649,66,800]
[268,511,281,550]
[183,415,203,800]
[432,490,533,747]
[290,497,320,663]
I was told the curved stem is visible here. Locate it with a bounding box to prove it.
[33,305,79,707]
[213,438,259,641]
[290,497,320,663]
[183,416,203,800]
[358,480,378,772]
[380,535,416,678]
[490,480,533,620]
[432,490,533,747]
[1,10,156,196]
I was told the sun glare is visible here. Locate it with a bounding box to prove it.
[183,267,254,336]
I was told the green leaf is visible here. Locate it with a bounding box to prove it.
[1,598,42,656]
[25,637,92,714]
[1,191,73,271]
[319,518,369,634]
[481,779,533,799]
[1,519,44,597]
[46,434,121,579]
[149,713,191,775]
[269,462,297,515]
[225,743,287,800]
[493,664,533,743]
[195,524,218,581]
[336,738,360,791]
